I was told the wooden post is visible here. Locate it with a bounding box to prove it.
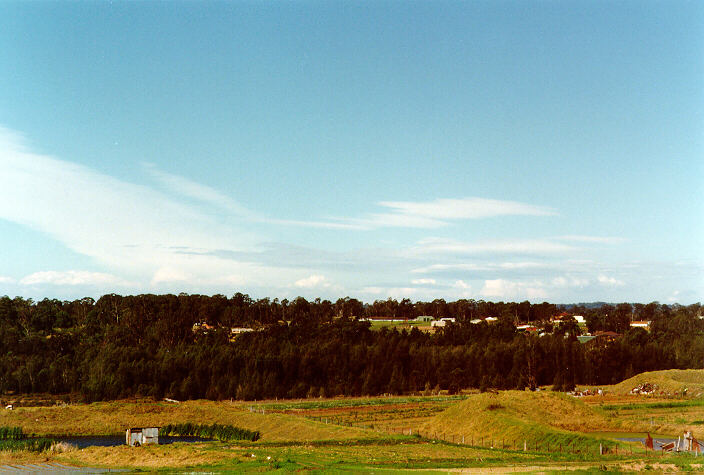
[599,443,603,456]
[524,440,527,451]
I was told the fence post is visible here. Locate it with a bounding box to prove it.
[462,435,465,444]
[599,443,603,456]
[524,440,527,451]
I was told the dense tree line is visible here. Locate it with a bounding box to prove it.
[0,294,701,400]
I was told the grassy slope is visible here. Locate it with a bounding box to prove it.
[51,439,646,472]
[0,400,379,442]
[608,369,704,396]
[423,391,624,449]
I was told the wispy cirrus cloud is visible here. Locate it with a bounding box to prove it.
[553,235,627,244]
[20,270,132,287]
[407,237,575,256]
[1,125,695,303]
[144,162,365,230]
[0,127,303,292]
[338,197,556,229]
[411,261,553,274]
[142,164,556,231]
[480,278,548,299]
[143,162,252,217]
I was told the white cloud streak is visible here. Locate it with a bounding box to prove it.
[553,235,627,244]
[0,127,304,291]
[408,237,575,256]
[340,197,556,229]
[294,274,330,289]
[411,278,436,285]
[143,162,252,217]
[20,270,131,286]
[480,279,548,299]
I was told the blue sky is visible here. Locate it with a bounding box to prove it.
[0,1,702,303]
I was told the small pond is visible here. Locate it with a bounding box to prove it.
[49,435,213,449]
[616,436,677,451]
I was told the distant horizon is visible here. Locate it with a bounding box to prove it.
[2,291,698,309]
[1,1,702,304]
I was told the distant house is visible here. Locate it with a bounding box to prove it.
[629,321,651,330]
[470,317,498,324]
[126,427,159,446]
[430,317,456,327]
[594,331,620,341]
[516,324,538,332]
[192,322,215,334]
[231,327,254,334]
[552,314,585,324]
[360,316,406,322]
[415,315,433,322]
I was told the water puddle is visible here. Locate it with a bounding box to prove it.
[615,436,677,450]
[49,435,213,449]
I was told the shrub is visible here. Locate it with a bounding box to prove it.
[160,423,260,442]
[0,426,24,440]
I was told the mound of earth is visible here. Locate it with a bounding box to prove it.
[423,391,617,447]
[610,369,704,397]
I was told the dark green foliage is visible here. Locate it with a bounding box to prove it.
[160,423,260,441]
[0,426,24,440]
[0,427,53,452]
[0,294,701,400]
[0,438,53,452]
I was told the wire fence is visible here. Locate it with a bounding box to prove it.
[304,415,697,457]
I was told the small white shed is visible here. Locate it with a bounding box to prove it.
[126,427,159,446]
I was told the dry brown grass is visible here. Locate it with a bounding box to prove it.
[0,399,379,442]
[422,391,627,447]
[608,369,704,396]
[0,449,51,464]
[55,442,228,469]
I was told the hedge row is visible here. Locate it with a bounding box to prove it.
[160,423,260,442]
[0,426,24,440]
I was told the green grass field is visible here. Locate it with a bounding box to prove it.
[2,369,704,472]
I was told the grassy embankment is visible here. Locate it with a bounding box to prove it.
[3,369,704,471]
[257,394,468,433]
[608,369,704,396]
[421,391,634,452]
[582,369,704,437]
[0,399,380,442]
